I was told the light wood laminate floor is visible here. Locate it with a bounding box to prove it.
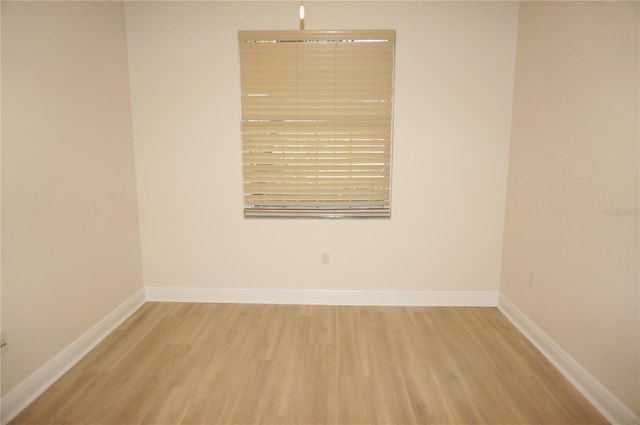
[11,303,608,424]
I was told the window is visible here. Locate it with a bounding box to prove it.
[239,30,396,218]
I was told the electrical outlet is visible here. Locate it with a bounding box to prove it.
[321,252,330,265]
[1,332,7,354]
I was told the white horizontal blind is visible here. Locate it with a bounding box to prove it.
[239,30,395,218]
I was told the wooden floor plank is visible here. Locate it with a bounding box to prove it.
[10,303,609,425]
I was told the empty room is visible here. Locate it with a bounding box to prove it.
[1,1,638,424]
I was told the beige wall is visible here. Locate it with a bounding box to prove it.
[500,1,639,416]
[125,1,519,292]
[0,0,3,400]
[1,2,143,394]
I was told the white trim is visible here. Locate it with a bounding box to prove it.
[1,289,145,425]
[144,286,499,307]
[498,294,640,425]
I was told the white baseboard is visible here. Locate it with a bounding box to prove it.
[498,294,639,425]
[1,288,145,425]
[144,286,499,307]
